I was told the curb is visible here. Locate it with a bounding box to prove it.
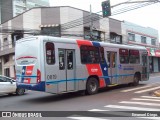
[153,90,160,97]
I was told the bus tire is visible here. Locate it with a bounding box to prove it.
[85,77,99,95]
[132,74,140,86]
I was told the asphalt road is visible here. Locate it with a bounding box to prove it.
[0,75,160,120]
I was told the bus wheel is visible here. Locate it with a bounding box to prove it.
[86,77,99,95]
[132,74,140,86]
[16,88,25,95]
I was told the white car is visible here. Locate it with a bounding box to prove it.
[0,75,25,95]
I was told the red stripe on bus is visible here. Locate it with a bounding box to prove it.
[86,64,105,88]
[76,40,92,47]
[76,40,105,87]
[16,56,37,60]
[24,66,34,84]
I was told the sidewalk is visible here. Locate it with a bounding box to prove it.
[150,72,160,77]
[150,72,160,97]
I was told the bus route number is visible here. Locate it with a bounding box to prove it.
[47,74,57,80]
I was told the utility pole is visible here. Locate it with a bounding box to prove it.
[90,4,93,41]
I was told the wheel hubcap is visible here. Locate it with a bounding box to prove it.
[90,81,96,92]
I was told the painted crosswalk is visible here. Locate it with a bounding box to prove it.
[121,83,160,94]
[68,95,160,120]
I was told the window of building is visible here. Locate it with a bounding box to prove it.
[4,55,9,64]
[84,27,104,41]
[110,32,122,44]
[46,42,55,65]
[129,50,140,64]
[119,49,129,64]
[141,36,146,44]
[128,33,135,41]
[4,68,10,77]
[41,26,60,37]
[80,45,100,64]
[151,39,156,45]
[3,38,7,42]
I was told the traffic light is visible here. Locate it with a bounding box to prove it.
[102,0,111,17]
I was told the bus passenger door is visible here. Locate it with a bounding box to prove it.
[58,49,76,92]
[107,51,118,84]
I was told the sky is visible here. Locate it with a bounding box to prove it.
[49,0,160,40]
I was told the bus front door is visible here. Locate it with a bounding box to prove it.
[107,51,118,85]
[58,49,76,92]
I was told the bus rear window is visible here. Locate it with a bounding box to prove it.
[46,42,55,65]
[119,49,129,64]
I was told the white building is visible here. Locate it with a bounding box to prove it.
[122,21,160,72]
[0,0,50,24]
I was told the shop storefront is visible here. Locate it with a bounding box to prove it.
[147,48,160,73]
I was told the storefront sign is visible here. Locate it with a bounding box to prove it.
[155,50,160,57]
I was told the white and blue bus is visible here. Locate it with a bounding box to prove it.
[15,36,149,95]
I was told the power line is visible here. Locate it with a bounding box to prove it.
[61,1,158,31]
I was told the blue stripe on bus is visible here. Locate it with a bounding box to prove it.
[17,81,45,92]
[92,41,101,47]
[21,66,26,83]
[46,74,135,85]
[16,75,37,78]
[46,78,87,84]
[92,41,111,85]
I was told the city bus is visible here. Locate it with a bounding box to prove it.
[15,36,149,95]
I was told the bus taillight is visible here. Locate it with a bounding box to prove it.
[37,69,41,83]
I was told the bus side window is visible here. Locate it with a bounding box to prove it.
[80,45,100,64]
[46,42,55,65]
[107,52,110,67]
[119,49,129,64]
[59,49,65,70]
[100,47,105,63]
[129,50,140,64]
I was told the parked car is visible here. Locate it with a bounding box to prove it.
[0,75,25,95]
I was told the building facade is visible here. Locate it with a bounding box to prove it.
[122,21,160,72]
[0,6,110,77]
[0,6,159,77]
[109,18,122,44]
[0,0,49,24]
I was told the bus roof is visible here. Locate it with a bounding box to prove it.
[17,35,146,50]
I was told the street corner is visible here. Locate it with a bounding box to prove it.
[153,90,160,97]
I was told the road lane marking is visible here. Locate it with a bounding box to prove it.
[120,101,160,106]
[121,82,160,93]
[121,85,152,92]
[134,86,160,93]
[132,98,160,102]
[141,96,160,99]
[67,117,109,120]
[88,109,110,111]
[105,105,160,111]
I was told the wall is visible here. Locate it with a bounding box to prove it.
[122,21,159,47]
[60,7,84,39]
